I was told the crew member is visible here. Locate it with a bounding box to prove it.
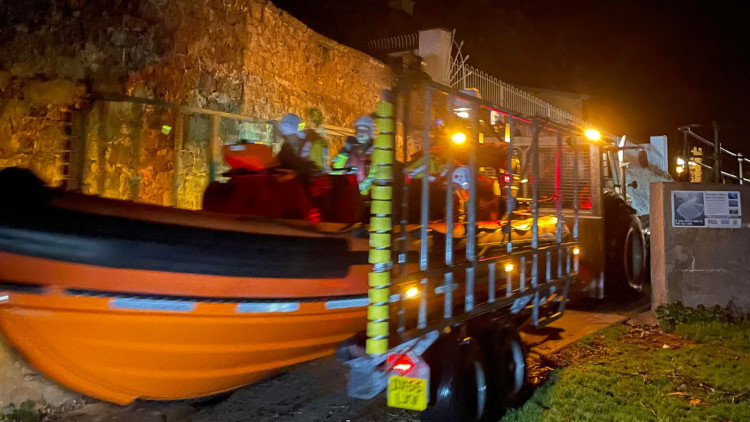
[277,113,327,180]
[332,115,377,194]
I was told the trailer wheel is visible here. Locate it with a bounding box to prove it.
[490,323,528,412]
[603,192,646,296]
[421,336,490,422]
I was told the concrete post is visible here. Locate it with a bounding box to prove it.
[418,28,453,85]
[172,110,184,206]
[208,115,222,182]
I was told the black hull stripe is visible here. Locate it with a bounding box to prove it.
[0,207,369,279]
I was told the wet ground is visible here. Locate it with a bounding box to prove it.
[53,297,650,422]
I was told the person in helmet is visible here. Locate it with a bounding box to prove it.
[276,113,328,180]
[332,115,378,194]
[405,118,456,182]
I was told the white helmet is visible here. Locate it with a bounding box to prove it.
[354,115,375,141]
[354,116,375,143]
[279,113,305,137]
[452,166,471,190]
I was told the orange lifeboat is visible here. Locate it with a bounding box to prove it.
[0,169,371,404]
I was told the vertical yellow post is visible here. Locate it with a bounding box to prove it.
[367,101,395,356]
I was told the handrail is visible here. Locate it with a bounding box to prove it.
[94,95,354,137]
[452,63,618,142]
[680,124,748,184]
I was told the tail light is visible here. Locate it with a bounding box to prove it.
[388,354,415,375]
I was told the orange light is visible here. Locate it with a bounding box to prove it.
[584,129,601,141]
[573,247,580,256]
[451,132,466,145]
[404,287,419,299]
[504,263,514,272]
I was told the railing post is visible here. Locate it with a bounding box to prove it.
[444,140,455,319]
[398,84,412,276]
[506,116,515,253]
[573,137,579,242]
[366,101,396,356]
[465,99,479,312]
[739,153,744,185]
[712,121,721,182]
[556,132,564,278]
[530,121,540,325]
[418,88,433,329]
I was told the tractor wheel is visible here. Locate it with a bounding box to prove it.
[421,335,490,422]
[603,192,647,297]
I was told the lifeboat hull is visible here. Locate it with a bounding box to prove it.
[0,284,366,404]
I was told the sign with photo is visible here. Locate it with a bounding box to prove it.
[672,191,742,228]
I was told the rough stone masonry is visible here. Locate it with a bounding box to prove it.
[0,0,392,207]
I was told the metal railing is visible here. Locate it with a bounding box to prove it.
[679,123,750,184]
[452,64,618,142]
[367,32,419,53]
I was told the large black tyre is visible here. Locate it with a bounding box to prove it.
[639,214,652,284]
[421,335,491,422]
[489,323,529,413]
[603,192,647,297]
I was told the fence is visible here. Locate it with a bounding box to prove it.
[679,124,749,184]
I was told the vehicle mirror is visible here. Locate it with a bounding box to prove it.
[638,150,649,168]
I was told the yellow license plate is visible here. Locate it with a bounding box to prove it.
[387,375,428,411]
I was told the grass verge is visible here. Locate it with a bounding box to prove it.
[504,313,750,421]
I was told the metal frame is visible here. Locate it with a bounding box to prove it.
[390,80,582,336]
[348,78,583,401]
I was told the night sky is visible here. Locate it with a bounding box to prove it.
[272,0,750,154]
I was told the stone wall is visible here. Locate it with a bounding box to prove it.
[0,75,87,187]
[0,0,392,207]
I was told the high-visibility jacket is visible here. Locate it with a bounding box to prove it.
[332,136,377,194]
[299,129,330,172]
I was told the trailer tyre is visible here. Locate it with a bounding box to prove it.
[421,336,490,422]
[490,323,528,412]
[603,192,646,296]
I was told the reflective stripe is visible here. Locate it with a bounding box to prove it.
[0,295,9,303]
[325,297,369,310]
[235,302,300,313]
[110,298,196,312]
